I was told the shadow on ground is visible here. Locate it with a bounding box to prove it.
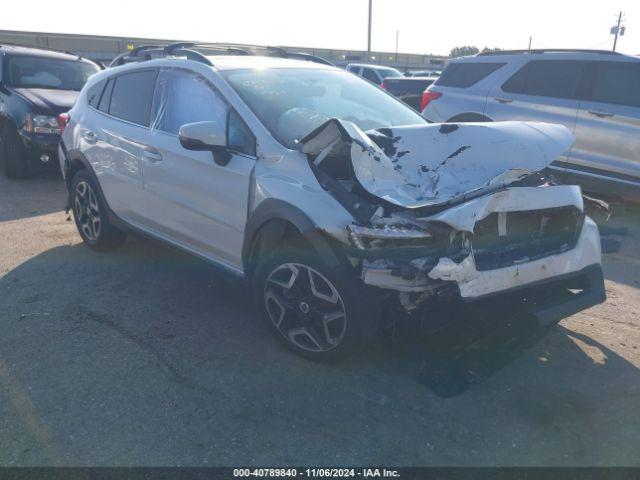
[0,172,66,222]
[594,202,640,289]
[2,199,640,464]
[1,233,637,391]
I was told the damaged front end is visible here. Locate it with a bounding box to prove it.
[300,119,605,315]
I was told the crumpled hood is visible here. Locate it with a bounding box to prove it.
[300,119,574,209]
[14,88,79,112]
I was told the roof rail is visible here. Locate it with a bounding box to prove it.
[271,50,334,66]
[477,48,622,56]
[195,43,334,65]
[109,44,213,67]
[110,45,160,66]
[108,42,334,68]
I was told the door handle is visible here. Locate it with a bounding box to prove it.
[82,130,97,144]
[495,97,513,104]
[142,149,163,163]
[588,109,614,118]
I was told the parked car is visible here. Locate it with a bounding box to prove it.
[60,44,604,361]
[346,63,404,86]
[0,44,100,178]
[345,63,433,110]
[380,76,435,111]
[406,70,441,78]
[421,49,640,202]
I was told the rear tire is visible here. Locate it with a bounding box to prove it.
[70,169,127,251]
[2,126,30,179]
[252,243,378,362]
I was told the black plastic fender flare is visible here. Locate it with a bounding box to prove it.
[62,147,128,230]
[242,199,346,279]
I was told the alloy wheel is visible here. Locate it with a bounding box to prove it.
[74,181,101,241]
[264,263,347,352]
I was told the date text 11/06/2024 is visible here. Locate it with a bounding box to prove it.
[233,468,401,477]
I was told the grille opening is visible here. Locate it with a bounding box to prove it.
[472,206,584,271]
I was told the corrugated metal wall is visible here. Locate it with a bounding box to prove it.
[0,30,448,70]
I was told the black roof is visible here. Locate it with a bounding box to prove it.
[477,48,622,57]
[0,43,89,61]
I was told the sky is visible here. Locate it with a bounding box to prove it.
[4,0,640,57]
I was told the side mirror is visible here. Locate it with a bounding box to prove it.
[179,121,231,166]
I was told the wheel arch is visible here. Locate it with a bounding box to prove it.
[243,199,346,280]
[63,149,125,229]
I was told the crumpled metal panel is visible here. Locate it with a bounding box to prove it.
[427,217,601,299]
[300,119,574,209]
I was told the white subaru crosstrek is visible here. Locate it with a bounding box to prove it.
[59,44,605,361]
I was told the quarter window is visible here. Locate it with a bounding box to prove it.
[86,80,105,108]
[435,62,505,88]
[502,60,583,100]
[589,62,640,108]
[150,68,228,135]
[109,69,158,126]
[97,78,114,113]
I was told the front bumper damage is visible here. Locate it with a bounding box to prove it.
[354,189,605,320]
[358,186,601,297]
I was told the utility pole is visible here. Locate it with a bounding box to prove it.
[395,30,399,61]
[611,11,625,52]
[528,36,532,53]
[367,0,373,52]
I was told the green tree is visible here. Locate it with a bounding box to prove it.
[449,46,480,58]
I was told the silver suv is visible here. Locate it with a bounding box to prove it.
[421,49,640,202]
[59,44,604,361]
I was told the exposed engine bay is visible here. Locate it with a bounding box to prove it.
[300,119,603,311]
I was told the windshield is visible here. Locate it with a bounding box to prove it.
[6,55,99,91]
[223,68,425,148]
[377,67,403,79]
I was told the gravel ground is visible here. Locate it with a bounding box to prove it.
[1,171,639,466]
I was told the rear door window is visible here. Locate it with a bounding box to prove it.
[588,61,640,108]
[109,69,158,126]
[502,60,584,99]
[436,62,505,88]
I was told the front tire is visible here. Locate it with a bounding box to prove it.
[70,169,127,251]
[2,127,30,179]
[252,245,378,362]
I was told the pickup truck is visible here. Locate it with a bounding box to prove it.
[381,77,434,111]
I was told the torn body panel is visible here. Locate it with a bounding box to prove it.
[300,119,574,209]
[357,186,599,298]
[427,217,601,299]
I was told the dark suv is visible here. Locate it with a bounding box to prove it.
[0,45,100,178]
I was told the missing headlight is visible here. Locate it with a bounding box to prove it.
[348,224,433,250]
